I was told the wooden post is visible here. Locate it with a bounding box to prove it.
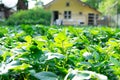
[51,12,54,25]
[94,14,97,26]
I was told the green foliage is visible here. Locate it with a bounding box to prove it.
[0,27,8,38]
[6,8,51,25]
[33,72,58,80]
[64,69,108,80]
[0,25,120,80]
[82,0,102,9]
[99,0,118,15]
[82,0,120,14]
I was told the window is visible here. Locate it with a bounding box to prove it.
[79,12,83,15]
[88,13,94,18]
[80,22,84,24]
[66,2,70,7]
[88,13,94,25]
[64,11,71,19]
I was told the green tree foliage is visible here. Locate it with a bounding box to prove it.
[82,0,120,15]
[99,0,119,15]
[32,0,43,7]
[117,1,120,13]
[6,8,51,25]
[82,0,102,9]
[17,0,28,10]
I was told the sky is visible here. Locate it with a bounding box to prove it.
[41,0,52,5]
[1,0,52,8]
[29,0,52,8]
[2,0,18,8]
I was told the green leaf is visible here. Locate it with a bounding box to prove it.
[45,52,65,60]
[110,57,120,67]
[10,63,31,71]
[29,69,36,75]
[2,52,13,62]
[65,70,108,80]
[64,70,90,80]
[34,72,58,80]
[93,51,100,61]
[79,62,93,67]
[24,36,32,43]
[83,52,92,60]
[54,32,73,49]
[95,73,108,80]
[72,72,90,80]
[0,60,21,75]
[54,32,67,42]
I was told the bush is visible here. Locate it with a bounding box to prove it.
[6,8,51,25]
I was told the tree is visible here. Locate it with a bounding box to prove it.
[17,0,28,10]
[0,0,29,19]
[32,0,43,7]
[117,1,120,13]
[99,0,119,15]
[81,0,102,9]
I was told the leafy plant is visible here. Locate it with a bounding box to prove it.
[0,25,120,80]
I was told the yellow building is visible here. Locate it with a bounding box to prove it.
[44,0,101,26]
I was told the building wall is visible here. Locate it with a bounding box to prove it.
[45,0,100,25]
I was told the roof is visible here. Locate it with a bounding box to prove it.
[0,4,11,11]
[44,0,101,14]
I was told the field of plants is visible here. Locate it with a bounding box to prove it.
[0,25,120,80]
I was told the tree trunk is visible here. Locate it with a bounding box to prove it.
[17,0,28,10]
[0,4,11,19]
